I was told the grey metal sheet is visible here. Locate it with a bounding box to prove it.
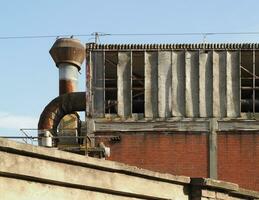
[172,51,185,117]
[226,51,240,117]
[212,51,227,117]
[185,51,199,117]
[117,52,132,117]
[158,51,172,118]
[91,51,105,117]
[144,51,158,118]
[199,51,213,117]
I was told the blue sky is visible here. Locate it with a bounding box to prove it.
[1,0,259,137]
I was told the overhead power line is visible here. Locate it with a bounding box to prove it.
[0,34,92,40]
[109,32,259,36]
[1,31,259,40]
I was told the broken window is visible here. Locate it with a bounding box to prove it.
[132,52,145,114]
[105,52,118,114]
[241,50,259,113]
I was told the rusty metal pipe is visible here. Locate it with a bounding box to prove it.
[49,38,85,95]
[39,38,86,147]
[59,63,78,95]
[38,92,85,145]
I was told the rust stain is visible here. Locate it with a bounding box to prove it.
[59,80,76,95]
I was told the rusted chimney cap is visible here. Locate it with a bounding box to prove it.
[49,38,85,70]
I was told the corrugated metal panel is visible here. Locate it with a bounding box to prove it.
[88,47,242,119]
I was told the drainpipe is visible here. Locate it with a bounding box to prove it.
[38,38,85,147]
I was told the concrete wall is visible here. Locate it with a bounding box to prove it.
[0,138,189,200]
[0,138,258,199]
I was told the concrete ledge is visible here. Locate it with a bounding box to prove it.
[231,188,259,199]
[191,178,259,199]
[191,178,239,191]
[0,138,190,200]
[0,138,190,185]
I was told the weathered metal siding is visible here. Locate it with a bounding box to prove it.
[87,45,242,119]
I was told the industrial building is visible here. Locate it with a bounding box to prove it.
[35,39,259,192]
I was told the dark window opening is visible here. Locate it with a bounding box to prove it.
[241,50,259,113]
[132,52,145,113]
[105,52,118,114]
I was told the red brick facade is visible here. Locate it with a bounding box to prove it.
[218,132,259,191]
[99,133,208,177]
[97,131,259,191]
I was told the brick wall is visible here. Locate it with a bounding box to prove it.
[218,132,259,191]
[98,132,208,178]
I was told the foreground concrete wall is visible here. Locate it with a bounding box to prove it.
[0,138,190,200]
[0,138,258,200]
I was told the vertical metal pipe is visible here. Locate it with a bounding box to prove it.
[39,38,85,147]
[212,51,226,118]
[226,51,240,117]
[185,51,199,117]
[59,63,78,95]
[172,51,185,117]
[199,51,213,117]
[144,51,158,118]
[158,51,172,118]
[117,51,132,118]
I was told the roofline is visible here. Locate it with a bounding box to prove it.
[86,43,259,50]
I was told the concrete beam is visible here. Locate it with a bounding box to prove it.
[218,120,259,131]
[172,51,185,117]
[144,51,158,118]
[209,119,218,179]
[117,52,132,118]
[185,51,199,117]
[94,120,210,132]
[158,51,172,118]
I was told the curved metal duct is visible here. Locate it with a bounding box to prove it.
[38,92,85,142]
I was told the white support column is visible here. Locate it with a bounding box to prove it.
[158,51,172,118]
[199,51,213,117]
[91,51,105,117]
[212,51,227,118]
[185,51,199,117]
[226,51,240,118]
[117,51,132,118]
[144,51,158,118]
[172,51,185,117]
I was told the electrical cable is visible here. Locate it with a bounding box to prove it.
[1,31,259,40]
